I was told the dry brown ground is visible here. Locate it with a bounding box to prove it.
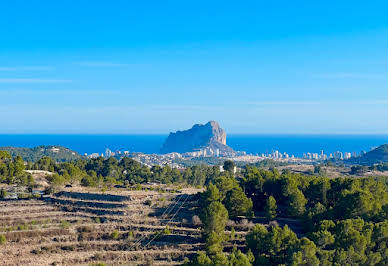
[0,186,205,266]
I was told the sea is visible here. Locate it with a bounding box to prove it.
[0,134,387,157]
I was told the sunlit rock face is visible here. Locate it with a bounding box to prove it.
[160,121,233,154]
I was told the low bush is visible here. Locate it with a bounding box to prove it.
[111,229,119,240]
[0,234,6,244]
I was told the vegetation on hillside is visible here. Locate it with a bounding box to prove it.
[1,148,388,265]
[0,146,81,162]
[186,166,388,265]
[0,151,34,187]
[350,143,388,164]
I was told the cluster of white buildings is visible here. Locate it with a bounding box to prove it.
[83,146,367,168]
[85,148,130,159]
[183,148,221,157]
[302,150,361,161]
[258,149,362,162]
[183,148,246,158]
[260,150,295,160]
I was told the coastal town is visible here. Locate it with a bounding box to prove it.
[81,146,367,169]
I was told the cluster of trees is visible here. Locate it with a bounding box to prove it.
[0,151,34,187]
[246,218,388,265]
[371,163,388,172]
[242,166,388,223]
[1,146,81,162]
[187,171,254,265]
[351,163,388,174]
[31,156,235,188]
[188,165,388,265]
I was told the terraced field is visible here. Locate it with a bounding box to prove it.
[0,187,206,265]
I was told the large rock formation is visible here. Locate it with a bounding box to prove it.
[160,121,234,155]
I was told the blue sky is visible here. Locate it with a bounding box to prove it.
[1,1,388,134]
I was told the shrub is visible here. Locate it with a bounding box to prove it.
[89,263,106,266]
[144,199,152,206]
[230,227,236,240]
[44,185,56,195]
[0,189,7,199]
[61,221,71,229]
[111,229,119,240]
[154,226,171,240]
[0,235,6,245]
[127,231,134,240]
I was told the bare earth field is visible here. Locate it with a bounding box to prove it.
[0,186,207,266]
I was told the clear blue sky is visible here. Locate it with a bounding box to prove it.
[1,1,388,134]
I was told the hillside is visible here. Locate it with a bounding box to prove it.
[0,145,82,162]
[351,143,388,164]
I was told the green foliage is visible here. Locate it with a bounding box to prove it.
[224,187,253,218]
[46,173,66,186]
[287,189,307,217]
[0,189,7,199]
[213,175,238,200]
[241,166,388,223]
[350,165,368,175]
[227,247,253,266]
[0,234,6,245]
[246,224,318,265]
[196,182,230,262]
[111,229,119,240]
[351,143,388,164]
[186,248,253,266]
[89,263,106,266]
[1,146,81,162]
[291,238,320,266]
[264,196,277,220]
[200,201,229,239]
[60,221,71,229]
[22,151,225,188]
[80,175,98,187]
[33,156,56,172]
[206,231,224,256]
[308,218,388,265]
[187,251,212,266]
[199,184,221,208]
[0,151,35,186]
[223,160,236,173]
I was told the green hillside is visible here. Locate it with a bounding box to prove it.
[0,145,82,162]
[352,144,388,164]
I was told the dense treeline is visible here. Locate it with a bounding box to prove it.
[1,150,229,189]
[187,166,388,265]
[31,156,224,188]
[242,166,388,223]
[0,151,34,187]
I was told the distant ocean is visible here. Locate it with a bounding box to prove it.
[0,134,387,157]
